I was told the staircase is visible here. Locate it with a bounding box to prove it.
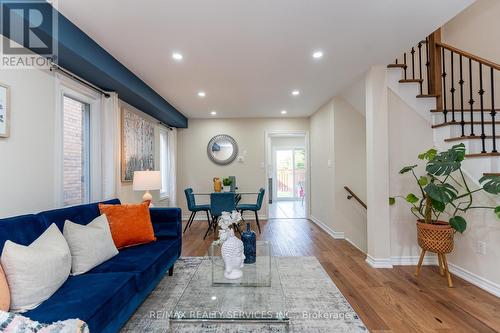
[387,29,500,181]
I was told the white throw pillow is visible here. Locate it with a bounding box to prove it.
[1,224,71,312]
[63,214,119,275]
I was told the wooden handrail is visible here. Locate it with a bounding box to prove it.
[343,186,367,209]
[436,41,500,71]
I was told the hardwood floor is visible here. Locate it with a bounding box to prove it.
[181,217,500,333]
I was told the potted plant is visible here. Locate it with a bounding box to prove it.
[389,143,500,286]
[222,177,232,192]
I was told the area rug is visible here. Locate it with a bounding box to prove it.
[121,257,368,332]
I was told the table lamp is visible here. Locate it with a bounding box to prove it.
[133,170,161,205]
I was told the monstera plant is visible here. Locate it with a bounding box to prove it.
[389,143,500,233]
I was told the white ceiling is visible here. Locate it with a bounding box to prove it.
[58,0,474,119]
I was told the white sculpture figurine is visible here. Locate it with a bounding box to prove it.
[220,228,245,279]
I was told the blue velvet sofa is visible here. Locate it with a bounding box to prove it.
[0,199,182,333]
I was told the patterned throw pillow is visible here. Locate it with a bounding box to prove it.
[0,310,89,333]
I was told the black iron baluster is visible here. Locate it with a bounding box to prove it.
[442,48,448,123]
[403,53,407,80]
[395,58,398,64]
[491,68,497,153]
[450,51,456,122]
[411,47,415,80]
[479,63,486,153]
[459,55,465,137]
[426,37,431,95]
[469,58,475,136]
[418,42,423,94]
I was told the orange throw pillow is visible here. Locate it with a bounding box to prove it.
[0,265,10,311]
[99,202,156,249]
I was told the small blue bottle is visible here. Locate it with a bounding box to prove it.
[241,222,256,264]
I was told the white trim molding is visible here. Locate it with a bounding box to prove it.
[309,215,345,239]
[448,262,500,298]
[390,255,438,266]
[365,255,393,269]
[390,255,500,297]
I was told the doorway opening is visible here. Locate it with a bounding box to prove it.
[265,132,309,219]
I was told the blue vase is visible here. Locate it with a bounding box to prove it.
[241,222,256,264]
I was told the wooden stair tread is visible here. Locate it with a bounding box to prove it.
[431,109,500,113]
[466,152,500,158]
[432,121,500,128]
[445,136,500,142]
[399,79,423,83]
[387,64,405,68]
[417,94,440,98]
[483,173,500,176]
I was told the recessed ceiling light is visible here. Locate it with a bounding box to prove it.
[210,111,217,116]
[292,90,300,96]
[197,91,206,97]
[172,52,183,61]
[312,51,323,59]
[281,110,287,115]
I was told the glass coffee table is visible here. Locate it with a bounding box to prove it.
[169,241,289,331]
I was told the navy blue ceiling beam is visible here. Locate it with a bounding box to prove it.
[0,1,187,128]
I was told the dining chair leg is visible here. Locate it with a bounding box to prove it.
[203,218,212,240]
[240,210,246,222]
[205,210,211,228]
[254,211,261,234]
[183,212,194,234]
[188,211,197,229]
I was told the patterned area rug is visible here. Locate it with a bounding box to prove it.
[121,257,367,333]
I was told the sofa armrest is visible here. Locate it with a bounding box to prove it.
[149,207,182,240]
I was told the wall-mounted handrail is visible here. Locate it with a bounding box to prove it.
[344,186,367,209]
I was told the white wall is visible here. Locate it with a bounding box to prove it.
[0,37,58,218]
[309,96,367,251]
[442,0,500,64]
[388,90,434,259]
[176,118,309,219]
[310,101,335,228]
[333,97,367,252]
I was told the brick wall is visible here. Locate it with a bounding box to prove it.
[63,96,86,206]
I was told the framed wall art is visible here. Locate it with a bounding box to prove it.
[0,83,10,138]
[121,107,155,182]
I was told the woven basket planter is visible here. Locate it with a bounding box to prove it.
[416,220,455,254]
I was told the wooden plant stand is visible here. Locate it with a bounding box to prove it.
[415,249,453,287]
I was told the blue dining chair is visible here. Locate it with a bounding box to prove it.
[237,188,265,234]
[184,188,211,234]
[207,192,236,239]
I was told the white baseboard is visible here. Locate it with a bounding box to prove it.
[365,255,393,269]
[390,255,500,297]
[345,238,366,254]
[309,215,345,239]
[448,262,500,297]
[391,255,438,266]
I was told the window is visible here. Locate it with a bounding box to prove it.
[63,95,90,206]
[159,129,169,198]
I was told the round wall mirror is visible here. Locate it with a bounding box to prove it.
[207,134,238,165]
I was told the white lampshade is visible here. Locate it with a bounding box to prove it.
[133,171,161,191]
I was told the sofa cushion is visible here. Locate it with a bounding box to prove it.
[0,214,46,254]
[89,239,180,291]
[37,199,121,231]
[25,272,136,333]
[1,224,71,313]
[99,202,156,249]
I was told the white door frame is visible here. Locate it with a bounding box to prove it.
[264,130,310,219]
